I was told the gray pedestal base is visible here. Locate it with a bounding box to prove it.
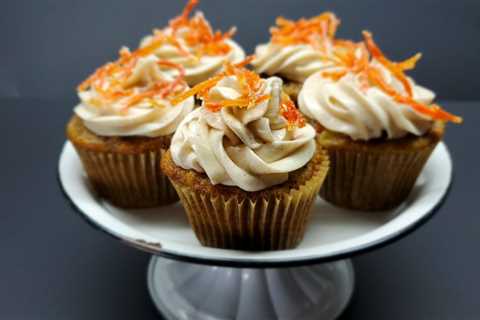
[148,257,354,320]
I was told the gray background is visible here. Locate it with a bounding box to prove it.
[1,1,479,319]
[2,0,480,100]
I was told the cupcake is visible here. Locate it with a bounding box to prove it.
[139,0,245,86]
[298,31,462,211]
[161,59,329,250]
[67,47,195,208]
[252,12,343,102]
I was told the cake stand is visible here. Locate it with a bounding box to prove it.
[58,142,452,320]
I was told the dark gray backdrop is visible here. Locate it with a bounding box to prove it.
[2,0,480,100]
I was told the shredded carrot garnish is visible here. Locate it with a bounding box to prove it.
[146,0,236,59]
[157,60,187,98]
[396,52,422,71]
[77,45,188,110]
[281,95,305,129]
[204,101,222,112]
[169,0,199,31]
[123,83,168,110]
[233,55,255,69]
[170,74,223,106]
[270,12,340,54]
[171,56,305,128]
[362,31,415,97]
[366,67,462,123]
[319,30,462,124]
[321,70,347,82]
[170,56,255,106]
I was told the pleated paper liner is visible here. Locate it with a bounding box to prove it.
[67,116,178,208]
[318,122,445,211]
[74,148,178,208]
[163,149,329,251]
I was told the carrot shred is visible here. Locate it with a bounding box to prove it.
[396,53,422,71]
[169,0,199,31]
[170,74,223,106]
[367,67,461,123]
[322,70,347,82]
[170,56,255,105]
[205,102,222,112]
[281,96,305,129]
[157,60,187,98]
[362,31,414,97]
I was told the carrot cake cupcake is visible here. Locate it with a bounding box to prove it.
[67,47,194,208]
[251,12,342,102]
[139,0,245,86]
[161,58,329,250]
[299,31,462,211]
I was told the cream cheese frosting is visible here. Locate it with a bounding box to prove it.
[299,60,436,140]
[140,12,245,86]
[252,13,341,83]
[252,43,336,83]
[75,55,194,137]
[171,76,316,191]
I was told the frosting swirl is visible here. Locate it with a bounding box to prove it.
[171,76,316,191]
[140,11,245,85]
[298,30,462,140]
[252,13,340,83]
[252,44,336,83]
[299,62,435,140]
[75,55,194,137]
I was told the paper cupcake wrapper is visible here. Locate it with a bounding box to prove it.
[169,155,329,250]
[319,139,439,211]
[73,147,178,208]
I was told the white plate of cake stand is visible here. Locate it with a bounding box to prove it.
[58,141,452,320]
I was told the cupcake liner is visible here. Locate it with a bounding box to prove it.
[74,147,178,208]
[319,137,440,211]
[168,151,329,250]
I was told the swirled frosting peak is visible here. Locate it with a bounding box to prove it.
[252,13,341,83]
[139,0,245,85]
[170,63,316,191]
[75,50,194,137]
[299,31,462,140]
